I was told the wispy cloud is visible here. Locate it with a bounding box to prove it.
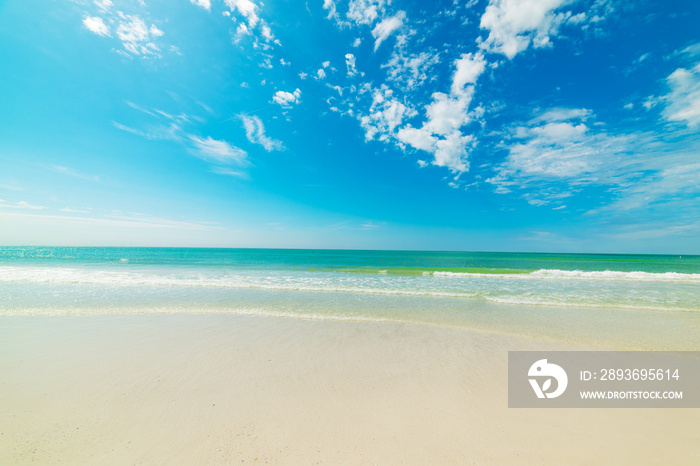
[486,108,629,200]
[189,135,248,164]
[661,62,700,127]
[0,181,24,192]
[383,50,440,90]
[225,0,280,46]
[59,207,91,213]
[240,115,284,151]
[42,164,101,182]
[372,11,405,51]
[114,101,249,173]
[94,0,113,13]
[602,219,700,241]
[486,106,700,218]
[80,1,171,59]
[226,0,260,27]
[347,0,384,26]
[0,199,47,210]
[0,210,218,231]
[322,0,338,21]
[360,221,384,230]
[210,167,249,178]
[116,15,164,57]
[190,0,211,11]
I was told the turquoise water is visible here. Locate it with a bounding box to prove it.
[1,247,699,348]
[2,247,698,274]
[1,247,699,311]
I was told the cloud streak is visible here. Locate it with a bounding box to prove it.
[113,102,249,175]
[189,135,248,164]
[241,115,284,151]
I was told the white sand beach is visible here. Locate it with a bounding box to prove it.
[1,314,697,465]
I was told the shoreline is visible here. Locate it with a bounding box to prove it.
[3,291,699,351]
[1,314,698,464]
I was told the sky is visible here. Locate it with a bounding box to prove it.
[0,0,699,253]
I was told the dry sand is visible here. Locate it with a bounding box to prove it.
[1,314,698,465]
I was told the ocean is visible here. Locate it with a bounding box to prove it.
[1,247,699,349]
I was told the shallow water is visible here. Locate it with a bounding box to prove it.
[1,247,698,349]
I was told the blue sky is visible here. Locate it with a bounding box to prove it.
[1,0,699,253]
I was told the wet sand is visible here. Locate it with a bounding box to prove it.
[1,314,698,464]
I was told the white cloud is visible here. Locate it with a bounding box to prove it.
[485,108,633,201]
[272,88,302,107]
[354,53,486,174]
[322,61,331,68]
[372,11,405,51]
[502,122,596,178]
[396,126,436,152]
[643,96,661,111]
[662,63,700,127]
[422,53,484,137]
[423,89,475,136]
[345,53,357,76]
[235,22,250,41]
[323,0,338,20]
[353,38,362,47]
[451,52,486,94]
[83,16,111,37]
[299,72,308,79]
[383,50,440,90]
[317,68,326,79]
[225,0,260,27]
[116,16,164,57]
[424,125,475,174]
[678,42,700,58]
[190,0,211,11]
[479,0,571,59]
[225,0,277,44]
[259,57,273,69]
[359,86,417,142]
[240,115,284,151]
[347,0,385,25]
[189,135,248,164]
[261,24,274,41]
